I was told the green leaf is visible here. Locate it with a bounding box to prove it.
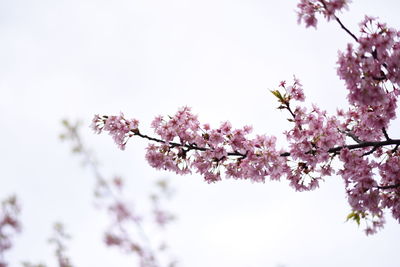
[270,90,284,101]
[346,211,361,226]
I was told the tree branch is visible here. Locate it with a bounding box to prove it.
[131,129,400,159]
[334,16,359,42]
[327,139,400,154]
[318,0,358,42]
[377,184,400,190]
[382,127,391,141]
[132,129,400,191]
[133,130,246,158]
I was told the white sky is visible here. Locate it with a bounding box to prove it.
[1,0,400,267]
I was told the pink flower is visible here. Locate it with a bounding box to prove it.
[93,0,400,235]
[297,0,350,28]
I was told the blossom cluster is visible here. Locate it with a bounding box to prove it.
[48,223,74,267]
[297,0,350,28]
[103,179,158,267]
[92,81,400,234]
[94,1,400,234]
[101,177,176,267]
[0,195,20,267]
[62,120,177,267]
[93,107,286,184]
[92,80,340,191]
[336,17,400,140]
[379,155,400,222]
[297,0,400,234]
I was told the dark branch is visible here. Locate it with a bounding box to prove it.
[392,144,399,153]
[339,129,363,144]
[318,0,358,42]
[130,129,400,192]
[377,184,400,190]
[334,16,359,42]
[285,103,297,120]
[382,127,391,141]
[133,131,246,158]
[327,139,400,154]
[132,129,400,159]
[362,145,379,157]
[280,139,400,157]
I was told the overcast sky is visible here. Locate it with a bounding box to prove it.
[1,0,400,267]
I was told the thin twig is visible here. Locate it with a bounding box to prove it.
[285,103,297,120]
[392,144,399,153]
[377,184,400,190]
[133,128,400,158]
[334,16,359,42]
[134,130,247,158]
[327,139,400,154]
[67,123,160,266]
[382,127,391,141]
[318,0,358,42]
[338,128,363,144]
[362,145,378,156]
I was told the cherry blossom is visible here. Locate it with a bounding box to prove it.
[94,0,400,234]
[297,0,350,28]
[0,195,20,267]
[62,120,177,267]
[48,223,74,267]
